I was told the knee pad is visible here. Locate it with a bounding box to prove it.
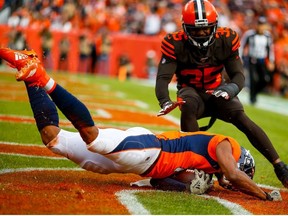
[178,87,204,117]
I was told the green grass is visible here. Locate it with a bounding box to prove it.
[0,154,77,169]
[136,191,231,215]
[1,70,288,214]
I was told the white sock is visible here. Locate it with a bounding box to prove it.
[44,78,56,93]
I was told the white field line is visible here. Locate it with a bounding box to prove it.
[115,190,151,215]
[0,167,83,174]
[0,152,67,160]
[0,141,44,147]
[201,194,252,215]
[117,189,252,215]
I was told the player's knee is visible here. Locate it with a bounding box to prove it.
[79,126,99,144]
[178,87,204,114]
[40,126,61,145]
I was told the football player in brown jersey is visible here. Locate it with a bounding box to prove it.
[155,0,288,189]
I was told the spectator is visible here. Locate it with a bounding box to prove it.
[97,29,111,76]
[40,27,54,70]
[78,34,93,73]
[8,29,28,50]
[146,50,157,80]
[58,36,70,72]
[118,54,133,81]
[143,6,161,35]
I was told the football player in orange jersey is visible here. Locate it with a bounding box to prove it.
[155,0,288,189]
[0,47,281,200]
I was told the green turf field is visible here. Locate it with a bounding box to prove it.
[1,70,288,214]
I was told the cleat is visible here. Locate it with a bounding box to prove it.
[0,48,50,87]
[274,162,288,188]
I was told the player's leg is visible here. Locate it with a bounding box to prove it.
[47,129,120,174]
[0,47,98,144]
[215,97,288,188]
[25,82,60,144]
[0,48,123,173]
[88,127,160,174]
[26,82,119,173]
[177,87,205,132]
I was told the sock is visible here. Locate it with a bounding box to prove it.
[25,83,59,131]
[48,84,95,130]
[45,78,56,93]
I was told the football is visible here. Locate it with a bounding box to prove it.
[172,169,196,183]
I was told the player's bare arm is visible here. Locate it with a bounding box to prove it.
[216,140,267,200]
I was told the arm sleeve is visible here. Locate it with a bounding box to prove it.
[155,56,177,107]
[150,177,188,192]
[224,54,245,91]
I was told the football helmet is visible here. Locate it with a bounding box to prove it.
[182,0,218,49]
[238,146,256,179]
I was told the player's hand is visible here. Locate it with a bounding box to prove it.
[265,190,282,201]
[190,169,213,195]
[218,176,237,191]
[206,83,239,100]
[157,100,186,117]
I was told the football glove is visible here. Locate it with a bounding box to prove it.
[206,83,239,100]
[190,169,213,195]
[157,100,186,117]
[265,190,282,201]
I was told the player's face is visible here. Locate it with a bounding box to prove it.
[188,27,212,37]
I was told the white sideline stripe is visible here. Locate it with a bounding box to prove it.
[258,183,288,192]
[201,194,252,215]
[135,100,149,109]
[96,108,112,119]
[162,115,180,126]
[0,141,43,147]
[0,167,83,174]
[116,190,151,215]
[0,152,67,160]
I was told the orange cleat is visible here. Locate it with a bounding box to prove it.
[0,48,50,88]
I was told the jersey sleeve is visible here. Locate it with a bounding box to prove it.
[207,134,242,163]
[216,27,245,90]
[216,27,241,60]
[161,34,177,60]
[155,34,178,107]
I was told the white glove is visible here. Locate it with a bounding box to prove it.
[190,169,213,195]
[266,190,282,201]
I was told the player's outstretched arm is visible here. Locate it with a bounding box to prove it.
[216,140,279,201]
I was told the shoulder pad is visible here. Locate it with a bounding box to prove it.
[215,27,240,52]
[161,31,187,60]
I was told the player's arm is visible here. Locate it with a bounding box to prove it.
[155,35,177,107]
[207,29,245,100]
[224,56,245,91]
[216,139,268,200]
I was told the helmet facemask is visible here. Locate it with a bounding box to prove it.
[182,22,217,49]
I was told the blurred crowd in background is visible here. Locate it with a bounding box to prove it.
[0,0,288,98]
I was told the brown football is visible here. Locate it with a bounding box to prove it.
[172,169,196,183]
